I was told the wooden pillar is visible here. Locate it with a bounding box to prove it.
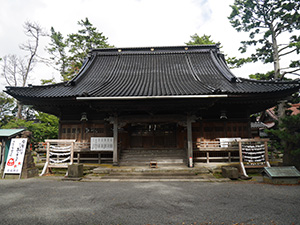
[187,115,193,167]
[113,116,119,166]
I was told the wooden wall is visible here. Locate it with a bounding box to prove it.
[192,120,251,143]
[59,119,251,148]
[60,122,112,142]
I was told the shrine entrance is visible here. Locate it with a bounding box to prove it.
[129,123,177,148]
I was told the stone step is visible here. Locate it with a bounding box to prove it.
[120,155,185,160]
[108,172,198,176]
[100,175,206,180]
[93,166,211,174]
[120,149,186,166]
[121,150,185,153]
[120,159,184,163]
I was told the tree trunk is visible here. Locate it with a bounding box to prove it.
[270,24,280,80]
[17,101,23,119]
[270,24,286,122]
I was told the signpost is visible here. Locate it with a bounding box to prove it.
[90,137,114,151]
[239,139,270,177]
[2,138,27,179]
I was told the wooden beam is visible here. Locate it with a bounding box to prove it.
[113,116,119,166]
[187,115,193,167]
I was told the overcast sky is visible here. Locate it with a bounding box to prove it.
[0,0,284,91]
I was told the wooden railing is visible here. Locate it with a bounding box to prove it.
[193,138,240,163]
[34,142,113,164]
[193,138,270,165]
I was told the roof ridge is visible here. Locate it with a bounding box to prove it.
[91,44,218,52]
[240,78,300,85]
[5,82,66,90]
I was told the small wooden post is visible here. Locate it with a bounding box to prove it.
[70,142,74,164]
[187,115,193,167]
[238,140,248,177]
[264,140,271,167]
[98,153,101,164]
[113,116,119,166]
[46,142,50,174]
[77,153,80,163]
[228,152,231,163]
[206,152,209,163]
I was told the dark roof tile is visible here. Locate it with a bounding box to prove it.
[5,45,300,99]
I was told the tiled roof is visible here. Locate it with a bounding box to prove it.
[5,45,300,99]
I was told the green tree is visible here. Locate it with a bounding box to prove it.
[267,110,300,169]
[0,92,15,126]
[228,0,300,79]
[185,34,221,46]
[47,27,68,80]
[3,111,59,144]
[47,18,113,81]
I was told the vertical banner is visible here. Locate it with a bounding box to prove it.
[3,138,27,178]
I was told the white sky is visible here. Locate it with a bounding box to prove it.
[0,0,292,91]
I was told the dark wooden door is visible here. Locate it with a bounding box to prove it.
[130,123,177,148]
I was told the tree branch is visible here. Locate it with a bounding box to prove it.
[282,68,300,77]
[278,48,297,57]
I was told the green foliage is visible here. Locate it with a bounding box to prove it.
[249,71,275,80]
[2,111,59,143]
[228,0,300,78]
[186,34,244,69]
[41,78,56,85]
[226,56,253,68]
[0,92,16,126]
[185,34,221,46]
[47,18,113,82]
[47,27,68,80]
[267,113,300,155]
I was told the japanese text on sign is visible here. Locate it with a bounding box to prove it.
[4,138,27,174]
[90,137,114,151]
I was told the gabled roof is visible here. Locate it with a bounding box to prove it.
[5,45,300,99]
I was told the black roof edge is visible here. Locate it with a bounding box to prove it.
[210,50,237,83]
[240,77,300,85]
[68,53,96,86]
[90,45,220,54]
[5,81,67,91]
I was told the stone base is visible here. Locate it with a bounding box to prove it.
[21,167,39,178]
[1,167,39,179]
[222,166,239,180]
[62,177,82,181]
[68,164,83,178]
[263,176,300,185]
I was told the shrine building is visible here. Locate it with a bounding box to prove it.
[5,45,300,166]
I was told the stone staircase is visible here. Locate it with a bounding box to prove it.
[119,148,186,166]
[91,166,216,181]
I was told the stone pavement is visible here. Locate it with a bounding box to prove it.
[0,177,298,224]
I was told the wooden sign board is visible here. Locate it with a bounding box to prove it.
[238,139,270,177]
[2,138,27,179]
[91,137,113,151]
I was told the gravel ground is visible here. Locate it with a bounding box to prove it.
[0,178,299,225]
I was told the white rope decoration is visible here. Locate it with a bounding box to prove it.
[49,152,71,156]
[50,145,71,150]
[49,144,71,164]
[241,142,266,164]
[50,146,71,152]
[50,156,71,163]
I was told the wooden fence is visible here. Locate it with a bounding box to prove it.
[193,138,240,163]
[35,142,113,164]
[193,138,270,165]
